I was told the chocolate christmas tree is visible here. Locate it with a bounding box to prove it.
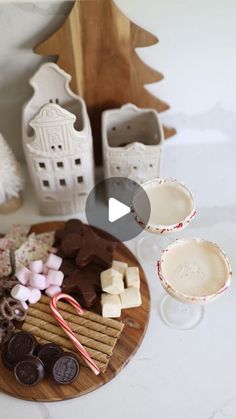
[35,0,175,163]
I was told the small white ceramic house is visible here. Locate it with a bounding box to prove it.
[102,104,164,184]
[22,63,94,215]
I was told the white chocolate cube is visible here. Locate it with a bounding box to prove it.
[125,267,140,289]
[112,260,128,276]
[119,287,142,309]
[101,268,124,295]
[101,293,121,318]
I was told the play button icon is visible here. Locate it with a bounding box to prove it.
[108,198,130,222]
[85,177,151,242]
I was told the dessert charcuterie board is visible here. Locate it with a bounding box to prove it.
[0,221,150,402]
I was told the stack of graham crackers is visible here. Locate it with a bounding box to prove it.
[20,295,124,373]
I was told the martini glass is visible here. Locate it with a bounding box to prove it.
[157,238,232,330]
[134,178,196,263]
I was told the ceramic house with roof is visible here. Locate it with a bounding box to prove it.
[102,104,164,184]
[22,62,94,215]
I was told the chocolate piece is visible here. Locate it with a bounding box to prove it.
[0,319,15,346]
[54,228,67,243]
[14,355,44,386]
[63,265,103,308]
[37,343,63,370]
[0,297,26,322]
[54,220,116,308]
[48,352,79,384]
[76,227,115,269]
[64,219,86,235]
[60,259,77,277]
[7,332,37,360]
[2,343,16,370]
[61,233,83,257]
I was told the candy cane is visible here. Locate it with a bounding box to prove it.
[50,292,100,375]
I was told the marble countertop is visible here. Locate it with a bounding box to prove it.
[0,138,235,419]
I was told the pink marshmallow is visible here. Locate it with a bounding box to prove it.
[29,273,46,290]
[29,260,43,274]
[45,285,61,298]
[42,265,49,275]
[21,301,28,310]
[15,266,31,285]
[46,269,64,287]
[45,253,62,271]
[11,284,31,302]
[28,287,41,304]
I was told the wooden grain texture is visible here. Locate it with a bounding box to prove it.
[34,0,176,164]
[0,221,150,402]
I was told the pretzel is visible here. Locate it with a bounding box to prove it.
[0,319,15,345]
[0,297,26,322]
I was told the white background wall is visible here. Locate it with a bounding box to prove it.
[0,0,236,161]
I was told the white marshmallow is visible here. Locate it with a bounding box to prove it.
[101,268,124,295]
[112,260,128,276]
[46,269,64,287]
[28,260,43,274]
[119,287,142,309]
[125,267,140,288]
[29,273,47,290]
[21,301,28,310]
[11,284,31,302]
[101,293,121,318]
[28,287,41,304]
[15,267,31,285]
[42,265,49,275]
[45,253,62,271]
[45,285,61,298]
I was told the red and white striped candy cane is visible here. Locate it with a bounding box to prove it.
[50,293,100,375]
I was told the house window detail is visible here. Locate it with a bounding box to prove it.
[39,162,46,169]
[57,162,64,168]
[77,176,83,184]
[42,180,50,187]
[59,179,66,186]
[75,158,81,165]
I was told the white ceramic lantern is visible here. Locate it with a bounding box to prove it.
[22,63,94,215]
[102,104,164,183]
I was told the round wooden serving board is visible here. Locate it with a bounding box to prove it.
[0,222,150,402]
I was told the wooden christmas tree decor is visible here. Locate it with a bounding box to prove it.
[35,0,176,163]
[0,134,24,214]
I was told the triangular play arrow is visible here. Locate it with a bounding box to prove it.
[108,198,130,223]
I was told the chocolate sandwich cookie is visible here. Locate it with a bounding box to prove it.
[48,352,79,385]
[37,343,63,371]
[2,343,16,370]
[7,332,37,359]
[14,355,44,386]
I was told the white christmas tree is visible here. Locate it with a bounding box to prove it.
[0,133,24,205]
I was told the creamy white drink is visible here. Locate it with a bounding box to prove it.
[159,238,231,301]
[134,178,195,233]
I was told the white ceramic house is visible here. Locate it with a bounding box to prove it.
[22,63,94,215]
[102,104,164,184]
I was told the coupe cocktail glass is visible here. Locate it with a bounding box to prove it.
[134,178,196,263]
[157,238,232,330]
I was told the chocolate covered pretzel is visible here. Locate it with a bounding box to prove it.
[0,297,26,322]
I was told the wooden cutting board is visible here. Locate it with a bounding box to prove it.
[0,222,150,402]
